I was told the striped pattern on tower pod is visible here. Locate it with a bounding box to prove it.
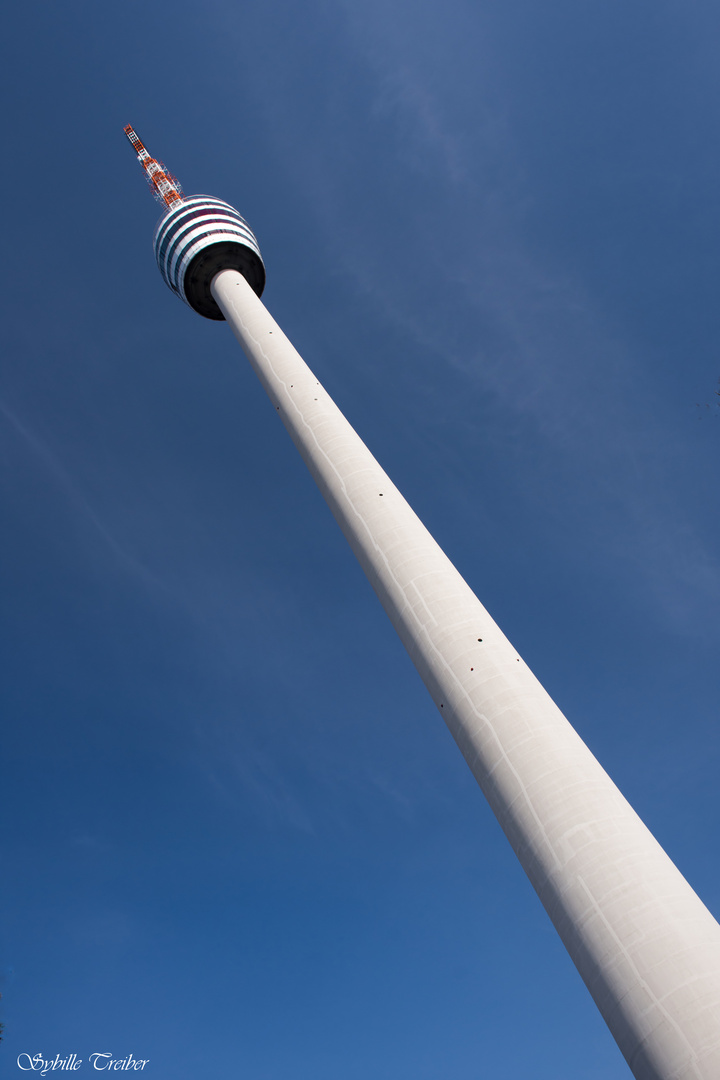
[154,195,266,320]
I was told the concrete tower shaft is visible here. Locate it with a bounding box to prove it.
[208,268,720,1080]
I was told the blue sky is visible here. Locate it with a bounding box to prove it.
[2,2,720,1077]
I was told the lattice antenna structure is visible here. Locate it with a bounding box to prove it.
[124,125,184,210]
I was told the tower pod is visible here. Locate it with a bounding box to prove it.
[154,196,265,320]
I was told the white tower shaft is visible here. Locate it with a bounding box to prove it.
[210,268,720,1080]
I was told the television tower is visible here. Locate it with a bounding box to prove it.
[125,126,720,1080]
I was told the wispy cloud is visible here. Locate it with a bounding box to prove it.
[69,908,136,948]
[204,748,316,833]
[0,397,168,593]
[370,65,471,186]
[297,6,720,633]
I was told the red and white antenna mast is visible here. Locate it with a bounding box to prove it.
[124,125,184,210]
